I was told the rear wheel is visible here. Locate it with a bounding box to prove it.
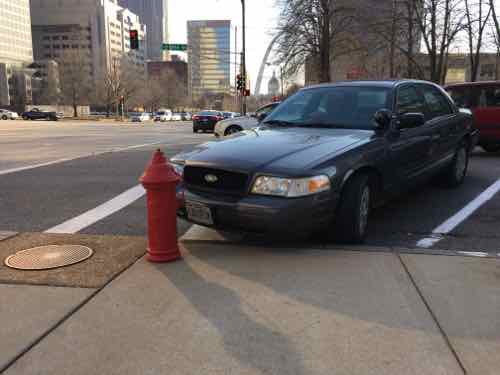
[442,142,469,187]
[481,143,500,153]
[334,173,371,244]
[225,125,242,136]
[1,115,7,120]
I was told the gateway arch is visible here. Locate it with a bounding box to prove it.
[254,34,279,96]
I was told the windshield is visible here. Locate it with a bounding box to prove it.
[264,86,391,129]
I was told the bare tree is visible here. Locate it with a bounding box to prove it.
[464,0,492,81]
[140,70,187,112]
[274,0,355,82]
[59,48,92,117]
[414,0,467,83]
[101,56,145,115]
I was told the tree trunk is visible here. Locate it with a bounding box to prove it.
[319,0,331,82]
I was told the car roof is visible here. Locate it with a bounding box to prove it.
[444,80,500,88]
[304,79,438,90]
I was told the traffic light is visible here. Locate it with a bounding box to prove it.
[130,30,139,50]
[236,74,243,91]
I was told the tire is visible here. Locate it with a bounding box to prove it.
[22,116,28,120]
[225,125,242,136]
[1,115,7,120]
[334,173,371,244]
[441,141,469,188]
[481,143,500,153]
[193,128,198,133]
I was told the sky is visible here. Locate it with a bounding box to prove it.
[168,0,281,94]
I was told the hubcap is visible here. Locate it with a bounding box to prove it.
[227,127,239,134]
[455,148,467,181]
[359,186,370,236]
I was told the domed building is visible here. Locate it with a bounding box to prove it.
[267,71,280,96]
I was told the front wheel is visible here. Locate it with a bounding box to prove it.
[442,142,469,187]
[1,115,7,120]
[334,173,371,244]
[225,125,242,136]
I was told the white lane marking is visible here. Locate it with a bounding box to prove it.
[457,251,489,257]
[45,185,145,234]
[0,141,163,176]
[417,179,500,248]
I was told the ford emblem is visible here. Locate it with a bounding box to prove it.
[204,174,218,183]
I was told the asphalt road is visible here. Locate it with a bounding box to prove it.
[1,119,499,254]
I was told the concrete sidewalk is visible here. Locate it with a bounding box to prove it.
[1,234,499,375]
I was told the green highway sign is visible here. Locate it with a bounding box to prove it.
[161,43,187,51]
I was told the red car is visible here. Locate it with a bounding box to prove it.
[445,81,500,153]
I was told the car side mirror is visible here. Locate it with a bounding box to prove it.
[397,112,425,129]
[373,109,392,130]
[257,112,268,122]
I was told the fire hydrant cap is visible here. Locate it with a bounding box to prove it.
[140,149,180,186]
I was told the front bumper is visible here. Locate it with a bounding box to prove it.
[178,188,337,235]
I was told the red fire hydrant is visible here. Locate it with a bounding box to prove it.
[140,149,181,262]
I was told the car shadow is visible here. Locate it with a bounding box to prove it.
[178,241,500,342]
[155,260,308,374]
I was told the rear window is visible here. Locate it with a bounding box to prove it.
[199,111,219,116]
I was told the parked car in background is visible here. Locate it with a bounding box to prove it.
[214,102,280,137]
[222,111,237,119]
[181,112,192,121]
[192,110,224,133]
[173,80,478,243]
[131,112,151,122]
[446,81,500,153]
[0,109,18,120]
[171,113,183,121]
[154,109,172,122]
[21,108,63,121]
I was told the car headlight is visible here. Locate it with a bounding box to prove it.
[251,175,330,197]
[172,163,184,177]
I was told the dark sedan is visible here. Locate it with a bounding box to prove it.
[173,80,478,243]
[192,110,224,133]
[22,108,62,121]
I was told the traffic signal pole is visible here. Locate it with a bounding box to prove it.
[241,0,247,115]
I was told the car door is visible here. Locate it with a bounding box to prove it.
[417,83,459,166]
[389,84,434,182]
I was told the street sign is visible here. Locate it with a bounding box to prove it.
[161,43,187,51]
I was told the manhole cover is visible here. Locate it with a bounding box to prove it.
[4,245,93,270]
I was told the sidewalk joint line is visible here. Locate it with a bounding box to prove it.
[395,252,467,375]
[0,255,145,374]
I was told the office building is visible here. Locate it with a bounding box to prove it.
[187,20,231,100]
[147,58,188,96]
[0,0,34,107]
[119,0,168,60]
[31,0,147,85]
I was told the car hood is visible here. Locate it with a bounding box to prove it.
[175,126,374,174]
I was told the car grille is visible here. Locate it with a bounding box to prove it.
[183,166,249,194]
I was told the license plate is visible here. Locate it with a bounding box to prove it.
[186,201,213,225]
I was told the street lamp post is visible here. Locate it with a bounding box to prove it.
[241,0,247,115]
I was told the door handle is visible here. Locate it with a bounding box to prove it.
[431,134,441,141]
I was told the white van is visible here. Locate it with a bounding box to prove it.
[154,109,172,122]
